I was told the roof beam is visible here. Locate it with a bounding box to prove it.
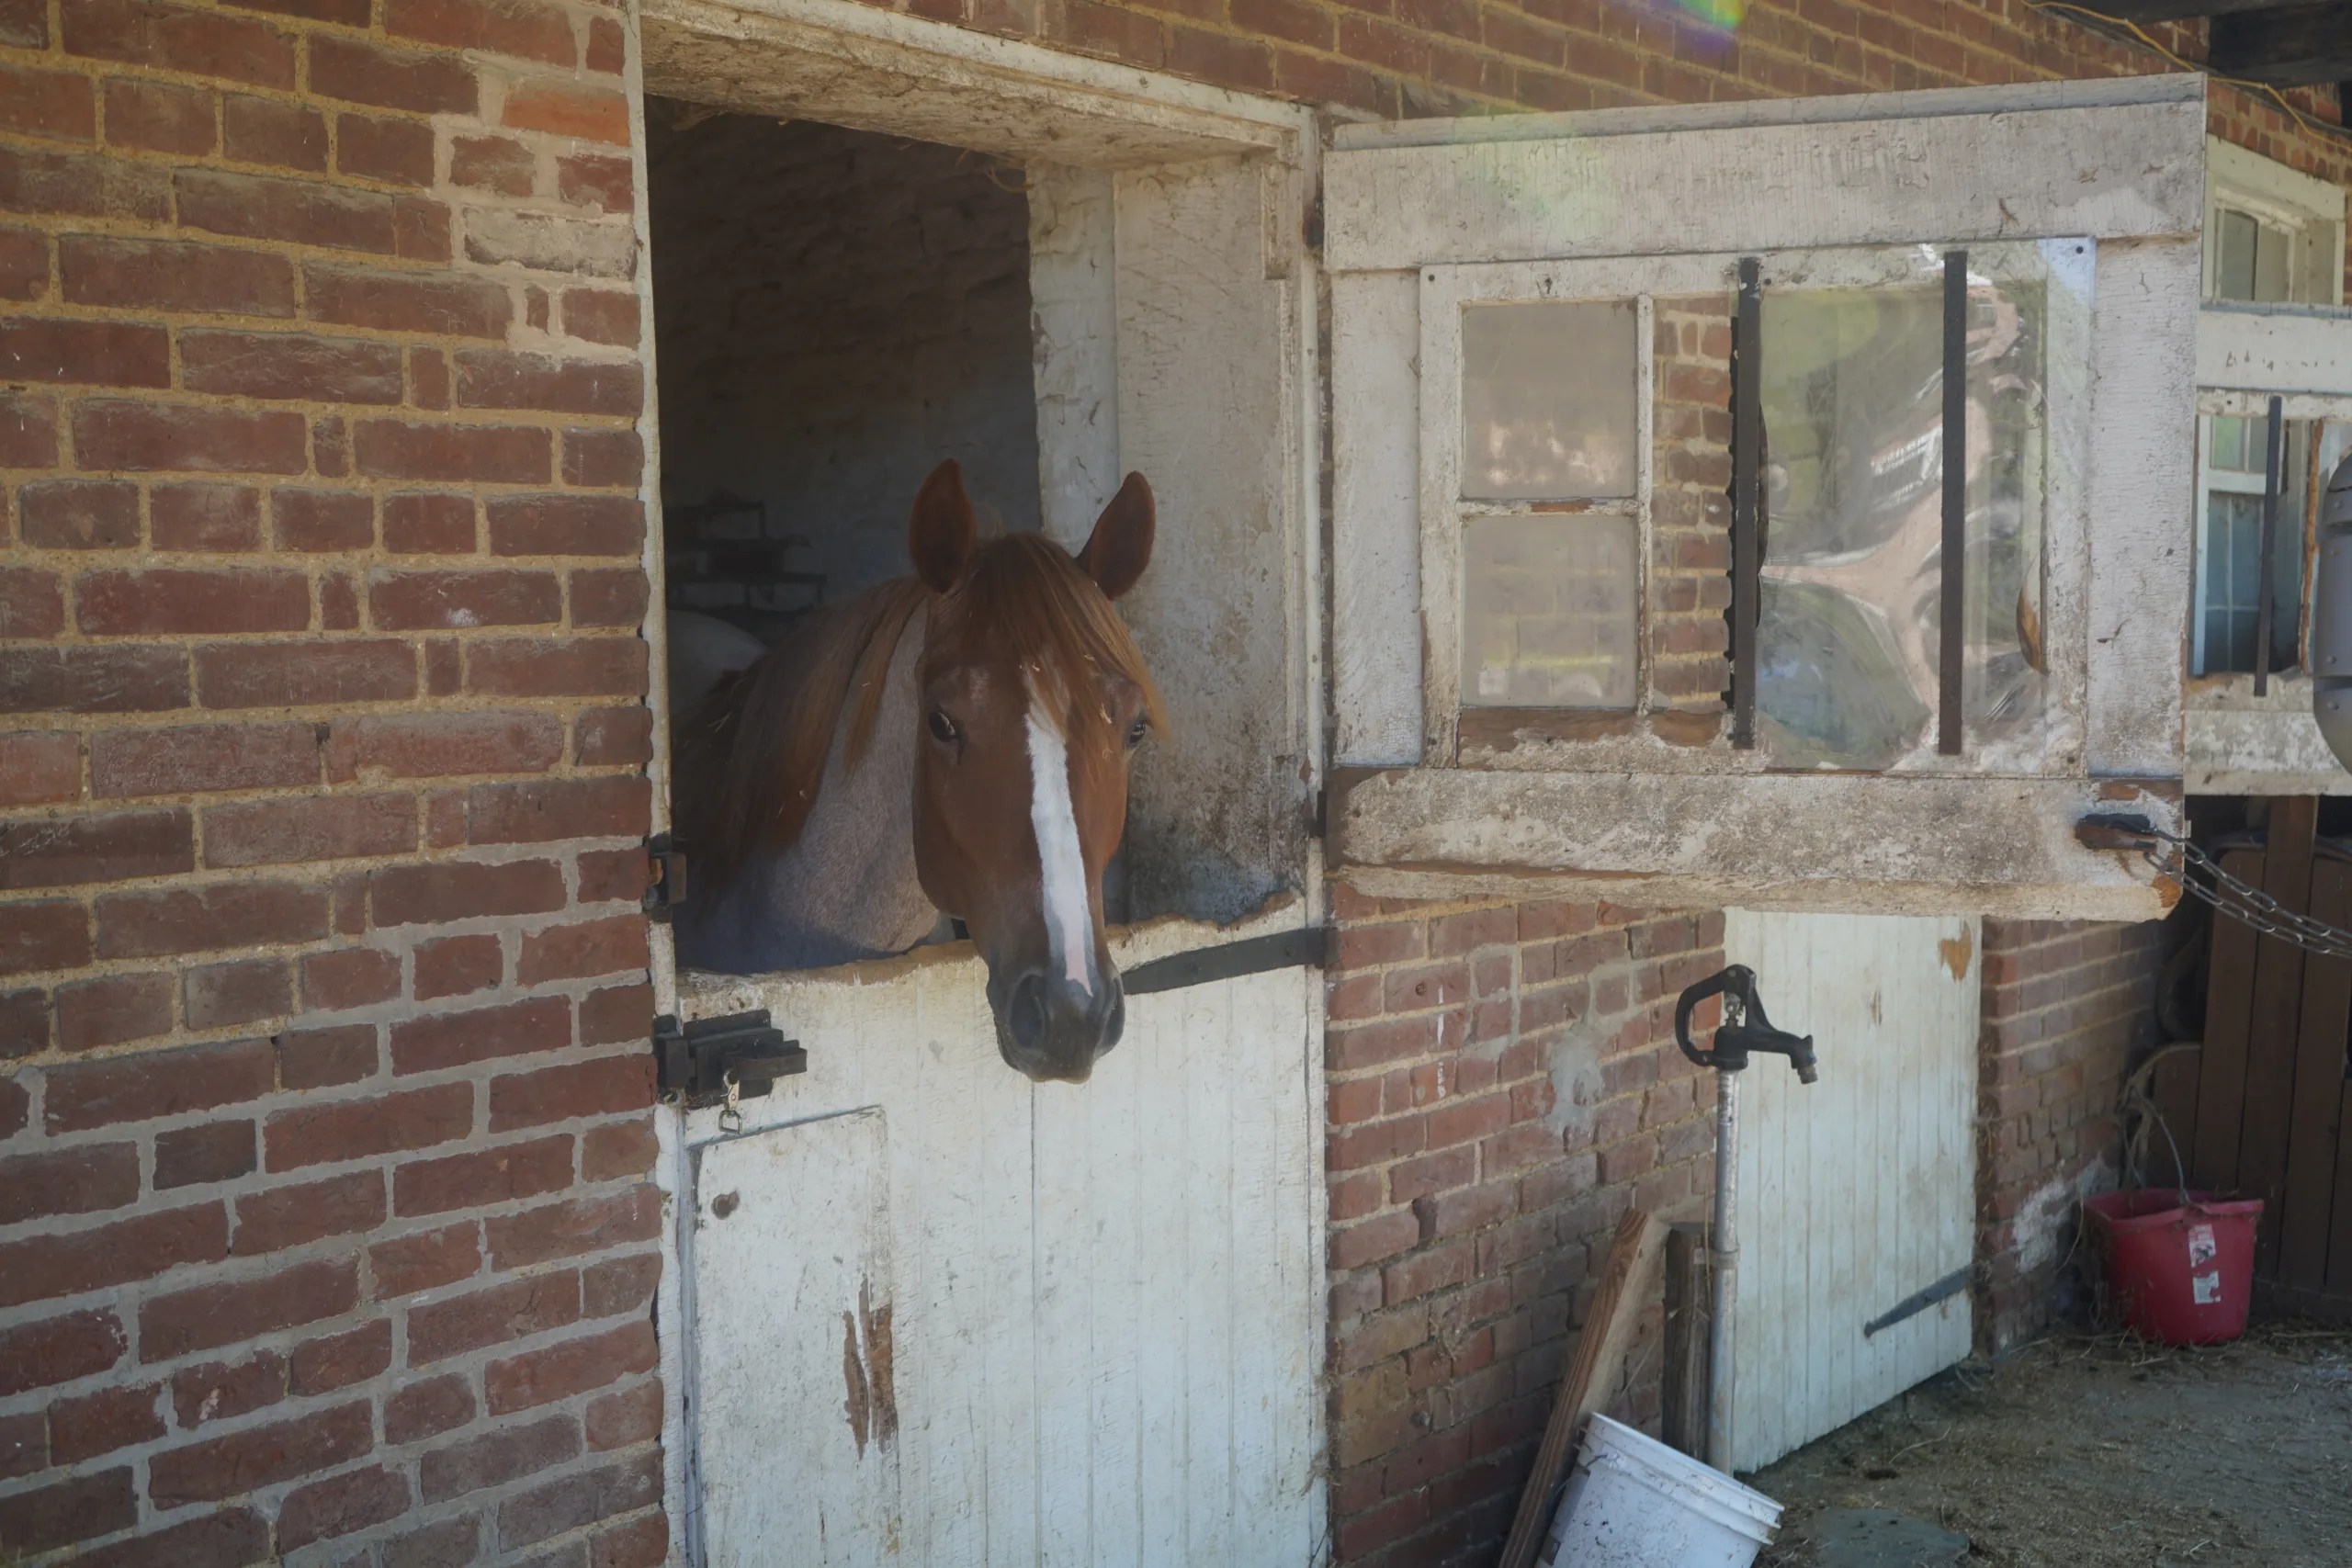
[2208,1,2352,85]
[2096,0,2316,19]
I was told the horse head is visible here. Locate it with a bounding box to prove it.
[903,460,1160,1083]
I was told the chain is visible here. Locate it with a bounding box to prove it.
[2132,824,2352,960]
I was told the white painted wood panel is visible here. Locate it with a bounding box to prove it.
[1331,269,1422,768]
[2198,304,2352,399]
[681,913,1325,1567]
[1722,910,1978,1473]
[1323,83,2202,274]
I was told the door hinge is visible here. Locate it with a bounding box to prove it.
[652,1010,806,1111]
[643,833,688,922]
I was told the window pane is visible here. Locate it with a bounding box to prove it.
[1755,270,2051,767]
[2196,424,2313,675]
[2211,414,2255,472]
[1461,513,1638,707]
[1460,301,1637,500]
[2254,220,2291,302]
[2217,209,2259,301]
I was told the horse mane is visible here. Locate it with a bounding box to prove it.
[673,532,1163,895]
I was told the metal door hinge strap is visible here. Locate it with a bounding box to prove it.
[1121,926,1328,998]
[1863,1265,1971,1337]
[652,1010,805,1111]
[643,833,688,922]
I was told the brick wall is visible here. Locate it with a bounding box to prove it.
[0,0,665,1562]
[1973,918,2166,1351]
[1323,889,1721,1565]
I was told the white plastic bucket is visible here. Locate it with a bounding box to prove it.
[1538,1414,1781,1568]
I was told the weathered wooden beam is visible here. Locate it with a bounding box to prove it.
[1661,1223,1711,1460]
[2209,2,2352,85]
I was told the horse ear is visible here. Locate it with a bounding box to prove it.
[1077,471,1154,601]
[908,460,978,593]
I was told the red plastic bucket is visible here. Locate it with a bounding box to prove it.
[2083,1190,2263,1346]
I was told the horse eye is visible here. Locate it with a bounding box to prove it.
[929,710,958,744]
[1126,716,1148,749]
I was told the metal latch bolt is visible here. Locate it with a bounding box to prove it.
[651,1010,806,1111]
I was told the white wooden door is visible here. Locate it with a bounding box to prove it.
[1721,910,1978,1472]
[680,914,1324,1567]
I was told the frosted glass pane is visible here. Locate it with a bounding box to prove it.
[1461,301,1636,500]
[1756,272,2051,768]
[1462,514,1637,707]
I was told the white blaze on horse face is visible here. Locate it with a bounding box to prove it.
[1023,684,1095,995]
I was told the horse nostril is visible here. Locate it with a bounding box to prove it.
[1097,982,1126,1056]
[1008,972,1050,1054]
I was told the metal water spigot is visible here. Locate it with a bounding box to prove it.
[1674,964,1817,1082]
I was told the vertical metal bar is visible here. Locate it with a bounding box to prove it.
[2256,393,2284,696]
[1939,250,1968,754]
[1731,258,1761,750]
[1706,1066,1741,1472]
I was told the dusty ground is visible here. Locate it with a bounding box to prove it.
[1751,1324,2352,1568]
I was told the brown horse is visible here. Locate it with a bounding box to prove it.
[671,460,1162,1083]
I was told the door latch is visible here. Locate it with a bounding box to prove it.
[651,1010,806,1111]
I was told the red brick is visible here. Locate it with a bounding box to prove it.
[144,1258,359,1364]
[0,229,45,301]
[571,566,650,628]
[232,1169,385,1256]
[0,899,87,975]
[562,288,639,346]
[457,352,642,418]
[71,1507,270,1568]
[47,1384,163,1467]
[267,491,371,552]
[414,932,502,999]
[0,318,168,389]
[96,879,326,956]
[154,1120,257,1189]
[370,857,566,925]
[222,92,325,170]
[52,1034,276,1135]
[0,732,79,809]
[0,63,93,143]
[396,1134,573,1217]
[0,1308,127,1395]
[0,143,171,222]
[354,419,551,483]
[367,567,561,629]
[0,1468,136,1551]
[578,849,652,907]
[291,1317,393,1395]
[390,995,570,1074]
[304,32,475,114]
[486,1183,659,1270]
[410,1269,580,1363]
[502,78,628,142]
[306,263,509,337]
[90,720,317,797]
[179,327,403,404]
[0,1143,138,1224]
[171,1352,285,1428]
[0,807,190,889]
[152,482,262,551]
[420,1412,579,1502]
[60,238,288,322]
[370,1223,481,1303]
[581,1249,658,1318]
[0,571,68,642]
[265,1081,473,1172]
[0,387,59,462]
[276,1463,409,1550]
[277,1021,381,1088]
[63,0,296,85]
[202,792,417,868]
[487,492,645,557]
[103,75,214,153]
[515,915,648,987]
[561,427,639,488]
[52,970,171,1049]
[574,705,651,767]
[556,151,631,213]
[18,478,137,548]
[380,491,477,553]
[574,1382,661,1461]
[386,1371,474,1442]
[484,1318,655,1416]
[338,112,435,186]
[150,1402,372,1507]
[467,636,648,699]
[0,1072,23,1134]
[387,0,572,61]
[73,398,309,475]
[0,1204,227,1309]
[451,132,536,195]
[195,639,415,707]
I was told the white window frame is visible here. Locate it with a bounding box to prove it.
[1325,76,2207,920]
[2204,136,2346,308]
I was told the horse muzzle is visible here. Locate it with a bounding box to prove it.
[995,965,1125,1083]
